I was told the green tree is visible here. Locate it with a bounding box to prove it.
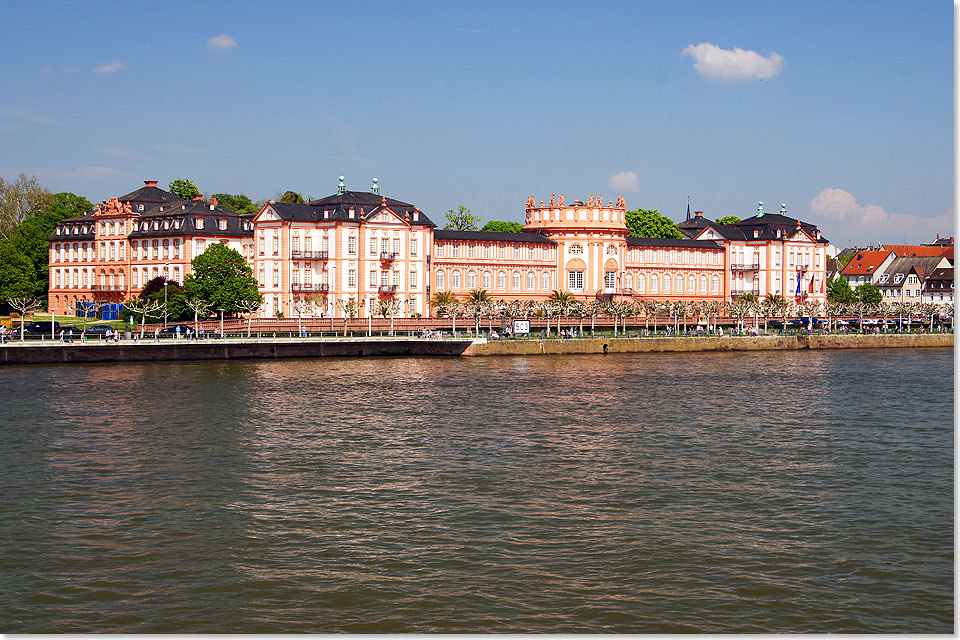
[211,193,260,216]
[278,190,305,204]
[481,220,524,233]
[624,209,683,239]
[826,276,856,304]
[0,173,52,240]
[855,282,882,305]
[716,215,741,225]
[0,241,37,312]
[183,243,262,315]
[168,179,200,201]
[444,205,480,231]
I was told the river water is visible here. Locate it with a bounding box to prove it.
[0,348,953,633]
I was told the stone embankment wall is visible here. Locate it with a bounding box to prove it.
[463,333,953,356]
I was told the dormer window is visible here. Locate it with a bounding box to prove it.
[138,204,144,211]
[163,220,170,230]
[218,218,227,231]
[82,225,88,234]
[153,221,159,230]
[753,229,759,238]
[132,221,139,231]
[56,227,61,235]
[195,218,204,229]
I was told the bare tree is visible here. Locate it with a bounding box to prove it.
[185,297,214,335]
[0,174,51,240]
[6,297,41,341]
[236,298,261,337]
[123,298,162,339]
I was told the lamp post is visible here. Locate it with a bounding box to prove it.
[163,263,171,327]
[51,307,56,340]
[218,308,224,338]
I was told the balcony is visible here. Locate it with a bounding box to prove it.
[291,283,329,292]
[731,286,760,297]
[378,284,398,294]
[292,250,329,260]
[91,284,127,292]
[380,251,398,262]
[730,262,760,271]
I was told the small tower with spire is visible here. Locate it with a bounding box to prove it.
[337,176,346,195]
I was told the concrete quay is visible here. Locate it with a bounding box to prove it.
[0,333,950,365]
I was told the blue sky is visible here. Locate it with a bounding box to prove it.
[0,1,953,247]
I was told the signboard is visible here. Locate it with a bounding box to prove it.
[512,319,530,336]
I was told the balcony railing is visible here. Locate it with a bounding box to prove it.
[380,251,399,261]
[91,284,127,291]
[378,284,398,293]
[730,262,760,271]
[731,286,761,297]
[291,283,329,292]
[292,250,329,260]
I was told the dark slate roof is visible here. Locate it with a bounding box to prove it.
[434,229,556,244]
[118,184,184,205]
[926,267,953,282]
[875,256,946,286]
[129,200,253,238]
[627,236,723,249]
[677,216,713,231]
[732,214,828,244]
[267,191,437,227]
[50,217,96,241]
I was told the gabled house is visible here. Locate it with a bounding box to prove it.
[874,255,950,305]
[922,267,953,305]
[840,250,897,286]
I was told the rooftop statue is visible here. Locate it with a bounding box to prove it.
[558,194,565,206]
[550,194,556,206]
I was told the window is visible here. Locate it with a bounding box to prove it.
[370,238,378,255]
[273,237,279,255]
[172,268,178,284]
[541,272,549,289]
[689,275,696,292]
[498,245,505,259]
[453,244,460,258]
[196,239,205,254]
[322,236,329,253]
[370,270,377,287]
[514,246,520,259]
[497,271,506,289]
[605,271,616,291]
[570,244,583,254]
[528,246,535,259]
[469,244,476,258]
[650,274,659,292]
[483,271,491,289]
[568,270,584,292]
[663,275,671,292]
[452,271,461,289]
[410,238,417,256]
[348,269,356,287]
[162,239,169,259]
[273,269,280,286]
[304,236,312,253]
[775,250,781,267]
[109,242,116,260]
[218,219,227,231]
[259,238,265,255]
[437,271,445,289]
[392,270,400,286]
[152,240,159,259]
[195,218,204,230]
[467,270,476,288]
[410,270,417,288]
[638,274,645,292]
[174,239,180,258]
[393,238,400,256]
[700,275,707,292]
[293,236,300,253]
[527,272,535,290]
[259,269,265,286]
[607,245,617,255]
[304,269,311,286]
[483,245,490,258]
[348,237,356,254]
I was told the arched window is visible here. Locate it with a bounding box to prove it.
[637,274,645,292]
[512,271,521,289]
[606,244,617,255]
[688,275,696,292]
[625,273,633,289]
[700,275,707,292]
[662,275,670,292]
[527,271,535,290]
[497,271,506,289]
[541,272,549,289]
[676,275,683,292]
[482,271,491,289]
[452,270,461,289]
[712,276,719,292]
[437,271,445,289]
[569,244,584,254]
[467,270,476,289]
[650,274,658,292]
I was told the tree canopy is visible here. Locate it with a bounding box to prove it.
[278,190,305,204]
[624,209,683,239]
[481,220,524,233]
[444,205,480,231]
[0,173,51,240]
[715,215,742,225]
[122,276,190,323]
[168,179,200,201]
[211,193,260,216]
[826,276,856,304]
[183,243,262,315]
[855,282,882,305]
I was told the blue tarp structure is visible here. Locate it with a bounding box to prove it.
[74,301,124,320]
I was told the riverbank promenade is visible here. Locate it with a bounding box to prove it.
[0,332,951,365]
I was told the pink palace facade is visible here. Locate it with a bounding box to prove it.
[48,178,829,318]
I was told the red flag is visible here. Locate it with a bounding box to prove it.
[820,277,824,293]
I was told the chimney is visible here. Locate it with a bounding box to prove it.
[413,207,420,222]
[210,197,217,210]
[144,180,158,188]
[695,211,703,218]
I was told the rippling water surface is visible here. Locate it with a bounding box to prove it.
[0,349,953,632]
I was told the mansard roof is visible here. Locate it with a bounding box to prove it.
[434,229,556,244]
[129,200,253,238]
[925,267,953,283]
[875,255,947,285]
[265,192,437,227]
[118,183,184,205]
[626,236,723,249]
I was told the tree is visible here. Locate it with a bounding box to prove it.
[855,282,882,305]
[624,209,683,239]
[826,276,856,304]
[278,190,305,204]
[236,298,261,336]
[548,290,576,335]
[443,205,480,231]
[715,215,741,225]
[211,193,260,216]
[168,179,200,201]
[183,243,262,315]
[123,298,162,339]
[0,174,51,240]
[481,220,524,233]
[186,297,214,335]
[466,289,491,334]
[6,297,41,340]
[0,241,37,310]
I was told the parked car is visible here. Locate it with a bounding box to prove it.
[159,324,192,335]
[24,321,61,334]
[84,324,113,334]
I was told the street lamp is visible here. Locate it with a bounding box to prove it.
[51,307,56,340]
[163,263,171,327]
[218,308,224,338]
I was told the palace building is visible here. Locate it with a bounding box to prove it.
[47,178,830,318]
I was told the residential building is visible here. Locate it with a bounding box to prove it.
[839,249,897,286]
[922,267,953,305]
[874,255,950,305]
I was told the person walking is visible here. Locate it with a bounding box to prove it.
[154,327,160,342]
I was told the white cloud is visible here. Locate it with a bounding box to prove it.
[94,60,126,74]
[608,171,641,192]
[152,143,203,154]
[207,34,238,51]
[0,107,61,126]
[809,187,954,245]
[94,144,139,159]
[682,42,784,81]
